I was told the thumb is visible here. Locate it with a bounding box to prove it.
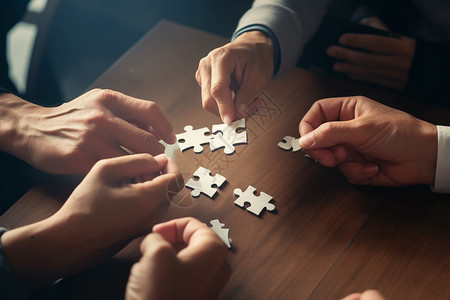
[93,154,167,184]
[360,290,385,300]
[299,120,362,150]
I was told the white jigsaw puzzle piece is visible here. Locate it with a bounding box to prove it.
[159,140,180,160]
[209,219,231,248]
[210,118,247,155]
[185,166,226,198]
[176,125,210,153]
[233,185,275,216]
[278,136,302,152]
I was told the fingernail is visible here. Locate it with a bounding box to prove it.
[223,115,232,124]
[364,164,379,176]
[299,132,314,148]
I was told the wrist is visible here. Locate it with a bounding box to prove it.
[0,214,110,289]
[234,30,276,77]
[417,120,438,185]
[235,30,274,47]
[0,93,41,160]
[235,30,274,60]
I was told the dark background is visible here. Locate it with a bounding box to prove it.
[24,0,254,105]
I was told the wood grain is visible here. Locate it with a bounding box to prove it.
[1,21,449,300]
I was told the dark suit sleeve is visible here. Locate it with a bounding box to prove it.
[0,86,11,94]
[0,0,31,94]
[405,40,450,108]
[0,228,30,300]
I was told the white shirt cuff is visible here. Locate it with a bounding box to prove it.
[433,125,450,193]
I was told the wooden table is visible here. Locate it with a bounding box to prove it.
[1,21,450,300]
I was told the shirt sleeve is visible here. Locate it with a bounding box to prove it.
[433,125,450,193]
[405,40,450,108]
[0,228,30,300]
[0,86,10,93]
[232,0,332,78]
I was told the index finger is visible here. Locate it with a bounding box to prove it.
[210,51,236,124]
[93,153,165,184]
[99,90,176,144]
[339,33,406,54]
[299,97,358,136]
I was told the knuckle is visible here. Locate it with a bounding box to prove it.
[320,122,336,135]
[134,153,154,162]
[198,56,209,69]
[195,68,202,84]
[208,47,223,59]
[93,89,123,106]
[209,47,233,64]
[92,157,112,174]
[145,241,174,259]
[188,216,200,223]
[142,100,160,114]
[140,132,157,147]
[85,109,113,130]
[201,97,213,111]
[210,82,224,99]
[90,88,102,93]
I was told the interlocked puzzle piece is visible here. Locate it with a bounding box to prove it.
[176,125,210,153]
[185,166,226,198]
[234,185,275,216]
[278,136,302,152]
[210,118,247,155]
[209,219,231,248]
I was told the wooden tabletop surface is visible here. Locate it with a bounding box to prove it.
[1,21,450,300]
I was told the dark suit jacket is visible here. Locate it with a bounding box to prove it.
[0,0,30,93]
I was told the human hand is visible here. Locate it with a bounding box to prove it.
[126,217,231,300]
[196,30,274,124]
[342,289,386,300]
[8,89,176,174]
[327,17,415,91]
[1,153,182,288]
[299,96,437,186]
[55,152,181,237]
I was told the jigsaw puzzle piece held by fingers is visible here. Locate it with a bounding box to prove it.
[185,166,226,198]
[234,185,275,216]
[210,118,247,155]
[176,125,211,153]
[278,136,302,152]
[209,219,231,248]
[159,140,180,160]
